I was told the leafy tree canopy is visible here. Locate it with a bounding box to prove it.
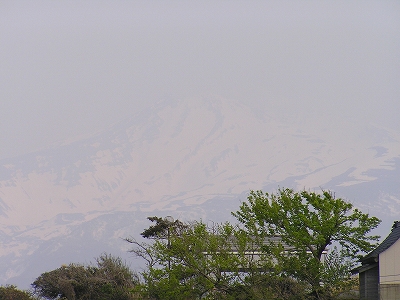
[128,218,308,300]
[140,216,187,239]
[0,285,36,300]
[32,254,139,300]
[232,188,381,298]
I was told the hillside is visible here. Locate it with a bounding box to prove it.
[1,97,399,287]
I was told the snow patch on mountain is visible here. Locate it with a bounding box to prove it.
[0,97,399,287]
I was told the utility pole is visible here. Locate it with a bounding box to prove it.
[165,216,174,271]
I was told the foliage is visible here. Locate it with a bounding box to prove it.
[32,254,139,300]
[28,188,379,299]
[319,247,359,298]
[140,216,187,239]
[127,217,307,299]
[232,188,381,299]
[0,285,36,300]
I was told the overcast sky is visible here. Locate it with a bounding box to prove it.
[1,1,399,160]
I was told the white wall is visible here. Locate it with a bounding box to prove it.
[380,238,400,285]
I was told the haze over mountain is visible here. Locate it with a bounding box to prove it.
[1,0,399,292]
[1,97,399,288]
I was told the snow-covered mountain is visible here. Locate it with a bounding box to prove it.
[1,97,399,287]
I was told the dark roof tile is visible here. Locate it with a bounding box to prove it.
[361,221,400,263]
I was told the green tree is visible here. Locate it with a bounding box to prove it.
[93,254,140,299]
[127,217,306,300]
[140,216,187,239]
[32,254,139,300]
[32,263,93,299]
[232,188,381,299]
[0,285,36,300]
[129,219,244,299]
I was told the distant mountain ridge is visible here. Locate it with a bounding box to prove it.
[1,97,399,287]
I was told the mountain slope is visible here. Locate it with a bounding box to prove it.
[1,97,399,287]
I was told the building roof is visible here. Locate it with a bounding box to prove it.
[361,221,400,264]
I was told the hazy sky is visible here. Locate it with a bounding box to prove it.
[1,1,399,160]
